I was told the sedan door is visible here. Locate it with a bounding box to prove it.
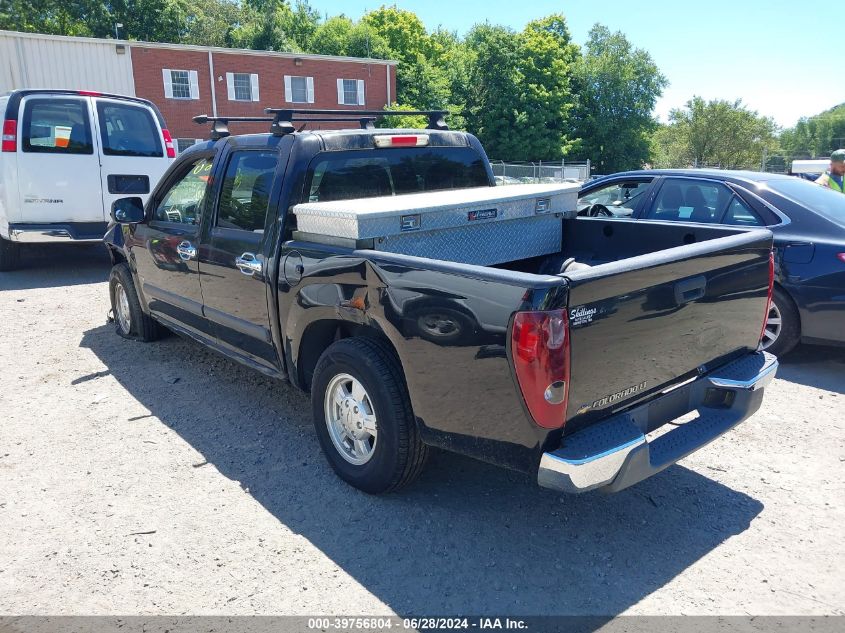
[640,177,765,227]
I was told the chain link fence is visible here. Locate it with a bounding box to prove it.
[490,160,591,184]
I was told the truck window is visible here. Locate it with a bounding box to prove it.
[96,101,163,157]
[21,98,93,155]
[305,147,490,202]
[215,151,277,232]
[153,157,212,225]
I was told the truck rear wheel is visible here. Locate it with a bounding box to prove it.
[0,236,20,272]
[109,263,161,342]
[311,337,428,494]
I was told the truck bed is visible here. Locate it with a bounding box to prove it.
[284,216,772,473]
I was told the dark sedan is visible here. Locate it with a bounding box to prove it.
[577,169,845,356]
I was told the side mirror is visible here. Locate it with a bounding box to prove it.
[111,197,145,224]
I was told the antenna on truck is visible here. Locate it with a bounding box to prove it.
[192,114,383,139]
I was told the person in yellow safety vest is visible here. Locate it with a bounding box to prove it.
[815,149,845,193]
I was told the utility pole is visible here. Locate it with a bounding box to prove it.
[761,147,767,172]
[114,23,123,40]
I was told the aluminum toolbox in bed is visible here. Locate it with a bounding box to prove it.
[292,183,579,265]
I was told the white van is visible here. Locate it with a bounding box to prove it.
[0,89,175,270]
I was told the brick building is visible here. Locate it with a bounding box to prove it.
[0,30,398,152]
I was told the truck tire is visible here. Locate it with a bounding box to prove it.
[0,235,20,272]
[762,286,800,357]
[109,263,161,342]
[311,337,428,494]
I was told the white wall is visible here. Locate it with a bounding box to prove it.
[0,30,135,96]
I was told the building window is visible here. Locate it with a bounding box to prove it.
[233,74,251,100]
[163,69,199,100]
[338,78,364,106]
[226,72,259,102]
[176,138,203,154]
[171,71,191,99]
[284,75,314,104]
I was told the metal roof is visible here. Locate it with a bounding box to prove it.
[0,29,400,66]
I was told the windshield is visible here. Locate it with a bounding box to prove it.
[764,178,845,227]
[304,147,490,202]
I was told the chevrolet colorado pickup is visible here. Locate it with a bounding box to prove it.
[104,109,778,494]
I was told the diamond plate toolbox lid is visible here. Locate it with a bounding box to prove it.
[292,183,580,240]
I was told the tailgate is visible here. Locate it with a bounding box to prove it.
[562,228,773,434]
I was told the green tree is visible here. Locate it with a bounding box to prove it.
[779,105,845,158]
[0,0,103,36]
[572,24,667,172]
[360,6,448,109]
[309,15,390,59]
[461,15,580,161]
[181,0,243,48]
[653,97,778,169]
[515,14,580,159]
[459,23,522,158]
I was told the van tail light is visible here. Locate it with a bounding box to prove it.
[837,253,845,264]
[162,129,176,158]
[511,309,570,429]
[758,252,775,347]
[2,119,16,152]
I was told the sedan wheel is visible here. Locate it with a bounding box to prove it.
[760,302,781,351]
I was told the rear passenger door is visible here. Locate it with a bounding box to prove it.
[15,94,103,225]
[642,177,763,226]
[93,97,172,214]
[198,147,282,371]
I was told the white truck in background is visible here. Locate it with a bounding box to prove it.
[0,89,175,271]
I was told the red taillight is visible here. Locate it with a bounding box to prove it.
[759,252,775,347]
[837,253,845,264]
[77,90,102,96]
[162,129,176,158]
[511,309,570,429]
[2,119,16,152]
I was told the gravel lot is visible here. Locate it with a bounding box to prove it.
[1,245,844,616]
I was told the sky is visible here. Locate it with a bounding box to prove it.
[313,0,843,128]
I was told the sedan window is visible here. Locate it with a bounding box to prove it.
[764,178,845,228]
[645,179,732,223]
[579,180,652,215]
[722,196,763,226]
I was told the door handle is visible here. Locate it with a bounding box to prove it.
[235,252,263,276]
[674,275,706,305]
[176,240,197,261]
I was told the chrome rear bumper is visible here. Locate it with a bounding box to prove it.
[538,351,778,494]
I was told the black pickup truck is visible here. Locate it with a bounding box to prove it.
[104,109,778,495]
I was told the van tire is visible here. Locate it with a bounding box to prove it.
[0,236,21,271]
[109,263,161,342]
[311,337,428,494]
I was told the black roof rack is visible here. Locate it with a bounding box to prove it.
[263,108,449,136]
[193,114,381,139]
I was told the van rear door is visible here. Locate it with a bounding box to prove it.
[14,94,103,225]
[92,97,173,216]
